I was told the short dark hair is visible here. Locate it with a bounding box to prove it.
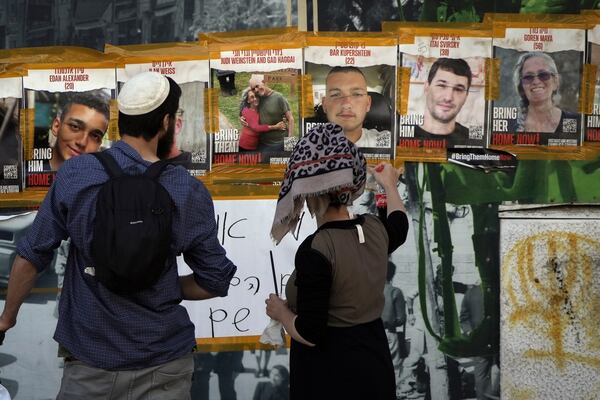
[60,91,110,122]
[118,76,181,141]
[427,58,472,89]
[326,66,367,85]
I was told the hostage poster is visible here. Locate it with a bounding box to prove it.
[208,36,303,167]
[397,26,490,151]
[304,33,397,161]
[22,66,115,188]
[490,19,585,147]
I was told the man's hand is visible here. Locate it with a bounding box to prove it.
[271,121,286,131]
[240,116,249,128]
[0,316,14,345]
[0,315,15,332]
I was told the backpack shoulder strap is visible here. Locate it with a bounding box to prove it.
[144,160,171,180]
[92,151,124,178]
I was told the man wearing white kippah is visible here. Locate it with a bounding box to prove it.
[0,72,237,399]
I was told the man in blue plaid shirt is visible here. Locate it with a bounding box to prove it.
[0,72,237,399]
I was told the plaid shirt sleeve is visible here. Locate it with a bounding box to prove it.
[173,177,237,297]
[16,164,72,272]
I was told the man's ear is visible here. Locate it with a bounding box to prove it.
[162,114,170,131]
[51,117,61,137]
[175,116,183,135]
[322,97,328,114]
[366,94,372,113]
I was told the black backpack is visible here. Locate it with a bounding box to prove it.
[91,151,174,295]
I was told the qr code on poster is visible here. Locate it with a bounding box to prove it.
[469,126,484,140]
[191,150,206,163]
[375,131,391,147]
[284,136,298,152]
[562,118,577,133]
[3,164,17,180]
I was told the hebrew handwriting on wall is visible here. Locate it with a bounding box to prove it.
[178,199,316,339]
[501,220,600,400]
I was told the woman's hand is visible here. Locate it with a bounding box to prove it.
[265,293,290,322]
[368,163,401,192]
[265,294,316,347]
[367,162,406,215]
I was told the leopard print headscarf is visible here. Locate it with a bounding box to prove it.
[271,123,366,244]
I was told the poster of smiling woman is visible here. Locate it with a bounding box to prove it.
[489,14,586,147]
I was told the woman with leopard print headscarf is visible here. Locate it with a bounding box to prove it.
[266,123,409,400]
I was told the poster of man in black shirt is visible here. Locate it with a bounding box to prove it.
[414,58,472,147]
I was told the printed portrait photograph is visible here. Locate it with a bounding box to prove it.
[304,62,395,150]
[401,55,487,146]
[24,88,113,188]
[211,68,300,165]
[492,47,583,141]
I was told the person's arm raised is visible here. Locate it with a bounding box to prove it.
[368,163,406,216]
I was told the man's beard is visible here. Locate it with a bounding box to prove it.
[156,118,176,160]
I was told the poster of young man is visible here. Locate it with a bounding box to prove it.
[490,16,585,147]
[397,26,490,151]
[116,53,210,176]
[304,33,397,161]
[22,65,115,189]
[206,31,303,166]
[0,76,23,193]
[586,18,600,143]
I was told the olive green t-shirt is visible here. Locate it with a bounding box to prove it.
[258,91,290,146]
